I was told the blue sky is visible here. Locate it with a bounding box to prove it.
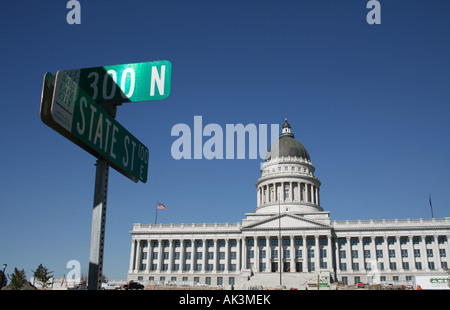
[0,0,449,281]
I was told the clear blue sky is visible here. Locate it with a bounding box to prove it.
[0,0,449,281]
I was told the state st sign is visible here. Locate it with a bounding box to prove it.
[51,70,149,183]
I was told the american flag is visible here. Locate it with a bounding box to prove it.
[157,202,166,210]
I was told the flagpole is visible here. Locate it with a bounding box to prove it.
[155,201,158,224]
[429,194,434,218]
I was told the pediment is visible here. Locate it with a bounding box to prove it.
[243,214,330,230]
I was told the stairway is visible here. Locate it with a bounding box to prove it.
[237,271,332,290]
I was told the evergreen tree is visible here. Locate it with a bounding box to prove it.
[9,268,27,290]
[32,264,54,289]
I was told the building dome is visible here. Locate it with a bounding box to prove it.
[265,119,310,161]
[255,118,322,214]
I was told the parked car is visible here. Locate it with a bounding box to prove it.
[355,282,366,288]
[122,281,144,290]
[101,281,121,290]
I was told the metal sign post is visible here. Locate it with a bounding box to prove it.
[88,157,109,290]
[87,100,118,290]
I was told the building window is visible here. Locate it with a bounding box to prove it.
[217,277,223,286]
[415,262,422,270]
[296,249,302,258]
[364,250,371,258]
[401,249,408,258]
[440,249,446,257]
[295,238,303,246]
[427,249,433,257]
[389,250,395,258]
[260,250,266,258]
[428,262,435,270]
[340,263,347,271]
[352,263,359,271]
[284,249,290,258]
[259,239,266,246]
[414,249,421,257]
[351,250,358,258]
[339,250,346,259]
[283,238,290,246]
[230,240,237,247]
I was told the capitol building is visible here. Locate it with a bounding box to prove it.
[128,119,450,289]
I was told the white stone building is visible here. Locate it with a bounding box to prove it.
[128,119,450,289]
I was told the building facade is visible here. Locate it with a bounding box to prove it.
[128,120,450,288]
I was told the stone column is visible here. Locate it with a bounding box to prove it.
[156,239,163,273]
[290,235,295,272]
[202,239,207,273]
[146,239,152,273]
[315,235,320,271]
[382,236,390,271]
[303,235,308,272]
[407,236,417,271]
[395,236,403,271]
[129,239,136,273]
[179,239,185,274]
[358,237,364,271]
[190,239,196,274]
[265,236,271,272]
[224,239,229,272]
[433,235,442,271]
[420,236,430,271]
[135,239,142,272]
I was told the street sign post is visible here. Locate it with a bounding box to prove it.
[51,70,149,183]
[41,60,171,290]
[64,60,171,103]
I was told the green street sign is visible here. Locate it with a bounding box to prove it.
[64,60,172,103]
[50,70,149,183]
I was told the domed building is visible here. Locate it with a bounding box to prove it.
[128,119,450,289]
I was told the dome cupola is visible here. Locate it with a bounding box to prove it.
[255,119,322,214]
